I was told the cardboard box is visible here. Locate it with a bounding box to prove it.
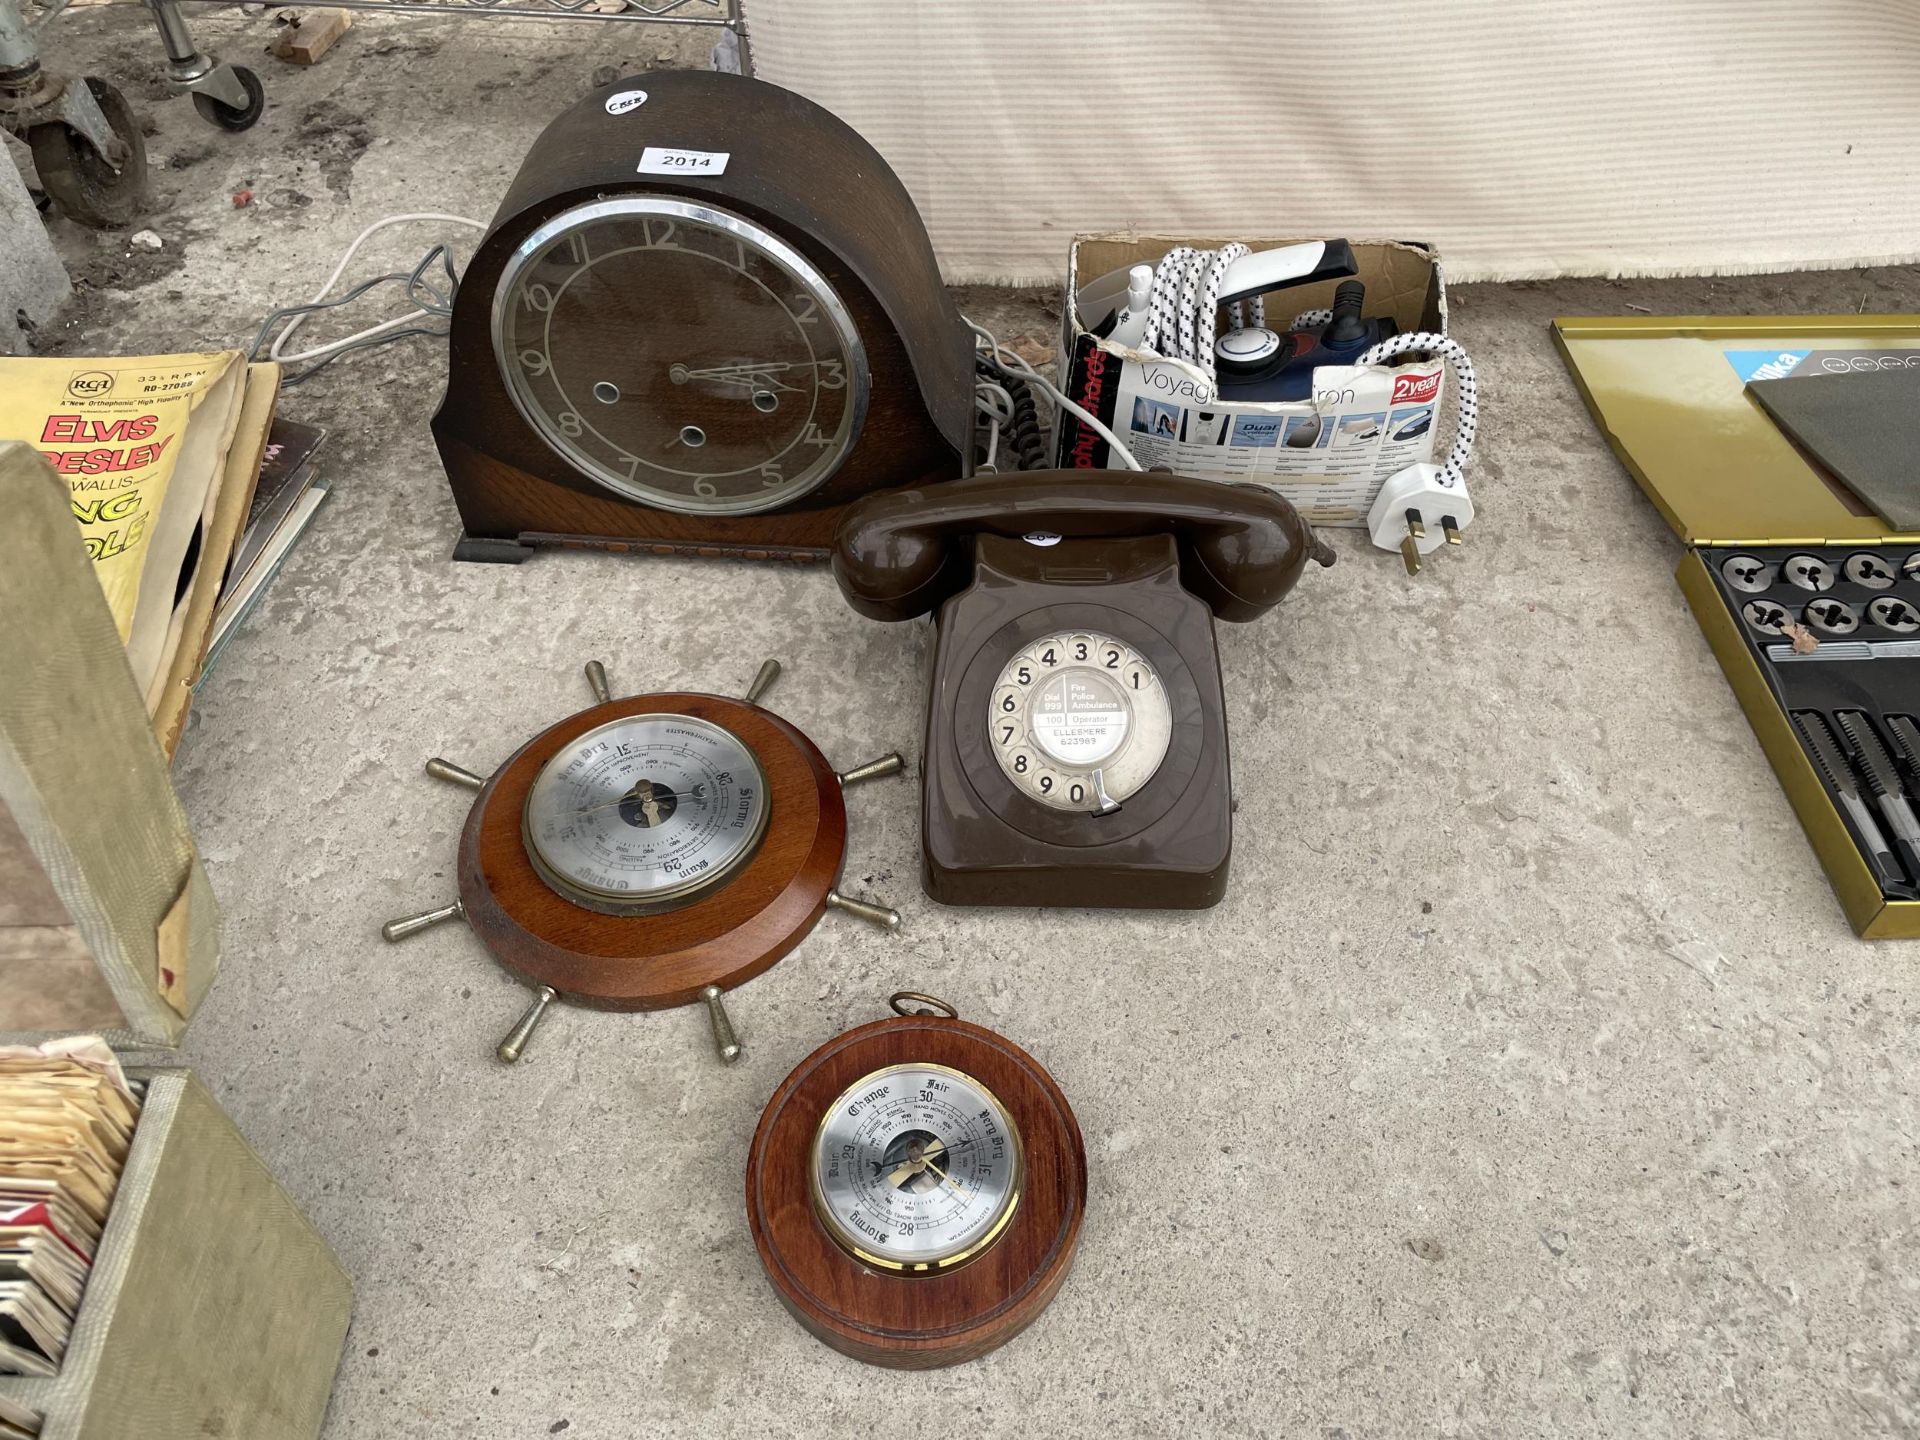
[1554,314,1920,939]
[1057,235,1448,528]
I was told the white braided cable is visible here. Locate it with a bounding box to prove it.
[1140,246,1197,361]
[1356,331,1479,490]
[1139,244,1260,378]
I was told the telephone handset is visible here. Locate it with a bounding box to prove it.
[833,470,1333,909]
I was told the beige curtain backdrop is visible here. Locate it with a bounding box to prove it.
[740,0,1920,284]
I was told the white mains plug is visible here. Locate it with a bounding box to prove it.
[1366,462,1474,575]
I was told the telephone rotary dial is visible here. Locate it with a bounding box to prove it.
[987,632,1170,814]
[833,471,1334,909]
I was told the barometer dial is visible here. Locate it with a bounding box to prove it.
[987,631,1173,811]
[493,196,870,517]
[521,712,769,912]
[810,1062,1023,1272]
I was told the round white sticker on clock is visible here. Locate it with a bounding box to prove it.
[987,631,1172,812]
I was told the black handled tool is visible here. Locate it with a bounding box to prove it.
[1835,711,1920,889]
[1793,711,1910,895]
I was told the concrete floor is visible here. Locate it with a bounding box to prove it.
[16,10,1920,1436]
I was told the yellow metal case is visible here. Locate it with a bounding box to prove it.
[1554,315,1920,937]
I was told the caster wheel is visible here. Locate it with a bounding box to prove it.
[27,78,148,229]
[192,66,265,131]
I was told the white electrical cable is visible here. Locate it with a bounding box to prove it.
[974,377,1016,425]
[978,415,1003,472]
[1357,330,1479,489]
[972,374,1017,472]
[965,318,1143,471]
[261,212,488,366]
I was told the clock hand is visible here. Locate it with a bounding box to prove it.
[671,361,809,393]
[694,374,804,396]
[677,360,808,379]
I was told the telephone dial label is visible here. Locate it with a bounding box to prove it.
[1030,671,1129,765]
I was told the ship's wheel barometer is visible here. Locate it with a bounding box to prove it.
[381,659,904,1062]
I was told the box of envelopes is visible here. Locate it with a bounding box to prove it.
[1554,314,1920,939]
[0,443,350,1437]
[0,1052,350,1440]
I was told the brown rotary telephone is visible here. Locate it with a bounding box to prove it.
[832,471,1334,909]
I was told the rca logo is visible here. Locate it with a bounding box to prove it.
[1391,372,1441,405]
[65,370,113,400]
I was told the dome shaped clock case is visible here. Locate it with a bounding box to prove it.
[432,71,973,565]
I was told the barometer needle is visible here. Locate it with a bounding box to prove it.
[871,1136,989,1186]
[879,1138,947,1187]
[920,1156,968,1197]
[572,783,694,818]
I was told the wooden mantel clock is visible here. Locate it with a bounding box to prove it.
[380,658,905,1063]
[432,71,974,564]
[746,992,1087,1367]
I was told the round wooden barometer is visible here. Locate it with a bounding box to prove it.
[746,992,1087,1367]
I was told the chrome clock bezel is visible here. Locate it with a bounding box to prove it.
[490,196,871,517]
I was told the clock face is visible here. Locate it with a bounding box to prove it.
[491,197,870,516]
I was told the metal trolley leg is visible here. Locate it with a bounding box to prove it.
[1,0,149,225]
[142,0,265,129]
